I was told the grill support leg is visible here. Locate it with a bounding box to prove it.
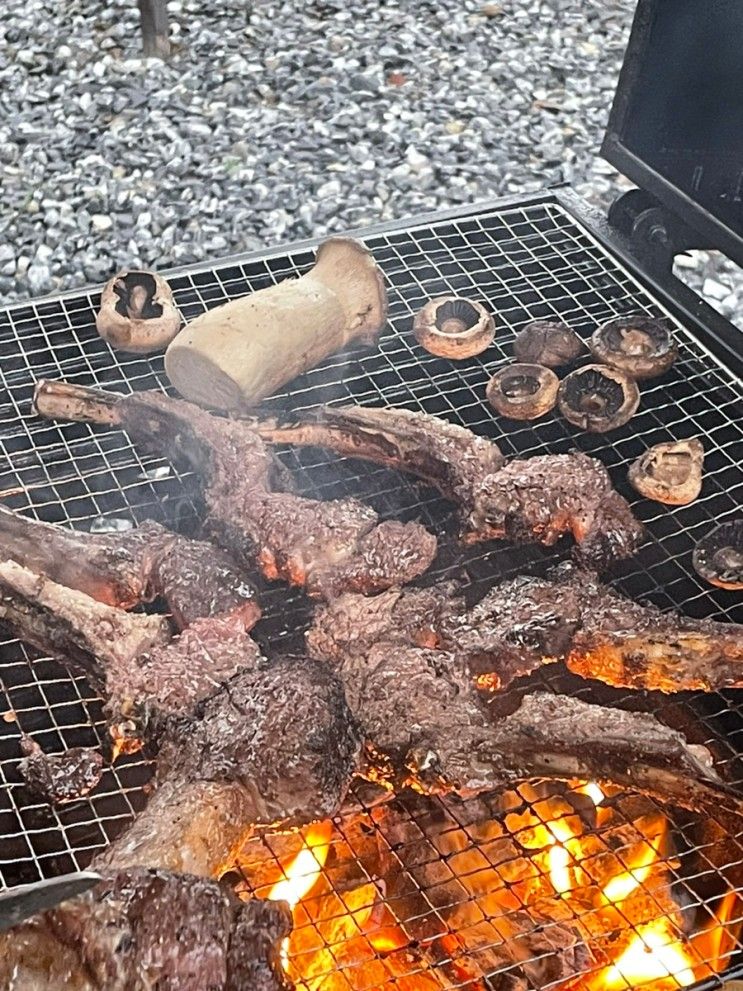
[138,0,171,59]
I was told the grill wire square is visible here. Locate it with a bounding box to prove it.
[0,199,742,990]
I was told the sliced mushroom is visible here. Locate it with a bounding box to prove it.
[628,439,704,505]
[413,297,495,359]
[513,320,583,368]
[97,270,181,354]
[590,314,678,380]
[558,364,640,433]
[486,363,559,420]
[693,521,743,591]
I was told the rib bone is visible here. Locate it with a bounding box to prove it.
[32,381,437,599]
[256,405,645,568]
[0,505,260,630]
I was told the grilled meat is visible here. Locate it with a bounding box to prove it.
[318,630,741,818]
[256,405,645,568]
[32,381,437,599]
[0,868,292,991]
[310,562,743,694]
[0,559,259,747]
[0,505,260,631]
[99,653,361,875]
[18,736,104,805]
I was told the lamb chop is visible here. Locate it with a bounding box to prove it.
[0,504,260,631]
[310,562,743,694]
[255,405,645,568]
[32,381,437,599]
[0,868,292,991]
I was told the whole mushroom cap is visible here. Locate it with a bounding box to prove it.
[97,270,181,354]
[693,520,743,591]
[628,438,704,505]
[558,364,640,433]
[486,363,559,421]
[590,315,678,380]
[413,297,495,360]
[513,320,583,368]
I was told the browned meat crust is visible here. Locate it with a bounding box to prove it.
[0,561,260,745]
[0,868,292,991]
[310,562,743,694]
[32,382,437,599]
[256,405,645,569]
[0,506,260,631]
[18,736,104,805]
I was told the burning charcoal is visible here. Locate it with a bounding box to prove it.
[18,735,103,805]
[590,314,678,380]
[413,296,495,359]
[97,269,181,354]
[256,404,645,569]
[33,380,437,599]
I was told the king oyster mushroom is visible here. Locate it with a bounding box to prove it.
[486,363,559,420]
[628,439,704,505]
[590,314,678,380]
[558,364,640,433]
[513,320,583,368]
[693,521,743,591]
[96,270,181,354]
[413,296,495,359]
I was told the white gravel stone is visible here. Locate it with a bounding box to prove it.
[0,0,739,322]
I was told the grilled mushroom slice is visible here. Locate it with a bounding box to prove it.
[413,296,495,359]
[590,314,678,380]
[558,364,640,433]
[628,438,704,505]
[513,320,583,367]
[486,363,559,420]
[97,270,181,354]
[693,520,743,591]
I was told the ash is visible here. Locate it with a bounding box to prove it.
[0,0,738,319]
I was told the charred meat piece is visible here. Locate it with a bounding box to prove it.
[32,382,436,599]
[310,563,743,695]
[19,736,103,805]
[0,559,361,877]
[314,625,743,819]
[0,560,260,747]
[0,867,292,991]
[255,405,644,568]
[0,505,260,631]
[100,653,361,876]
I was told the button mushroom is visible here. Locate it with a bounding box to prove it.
[486,363,559,420]
[96,270,181,354]
[513,320,583,368]
[589,314,678,380]
[413,297,495,359]
[693,520,743,591]
[558,364,640,433]
[628,439,704,505]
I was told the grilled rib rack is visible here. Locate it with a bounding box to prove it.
[0,192,741,989]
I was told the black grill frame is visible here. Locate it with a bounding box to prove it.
[0,189,741,989]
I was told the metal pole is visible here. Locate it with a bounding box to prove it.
[138,0,171,59]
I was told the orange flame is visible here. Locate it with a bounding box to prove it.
[594,921,696,990]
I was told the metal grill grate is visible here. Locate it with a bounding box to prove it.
[0,196,741,989]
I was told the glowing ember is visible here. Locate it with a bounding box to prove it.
[235,781,742,991]
[592,922,696,990]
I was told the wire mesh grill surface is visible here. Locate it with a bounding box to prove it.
[0,198,741,987]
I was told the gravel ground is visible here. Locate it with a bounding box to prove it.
[0,0,740,320]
